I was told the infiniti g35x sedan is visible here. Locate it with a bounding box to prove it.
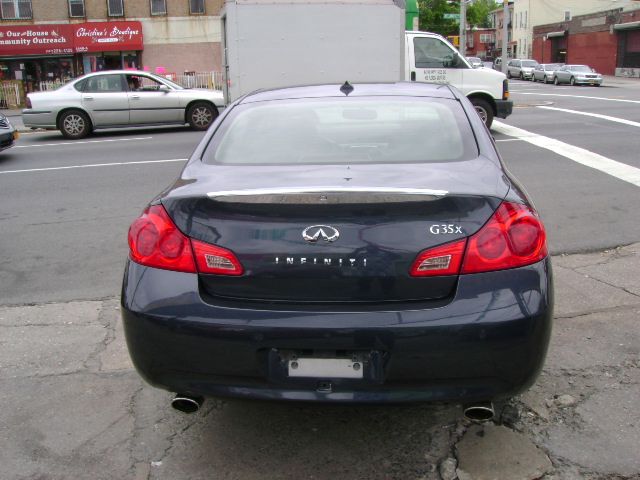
[22,70,224,139]
[122,82,553,412]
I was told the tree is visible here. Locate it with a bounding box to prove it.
[466,0,499,28]
[418,0,460,37]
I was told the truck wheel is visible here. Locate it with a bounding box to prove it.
[187,102,217,131]
[470,98,494,128]
[59,110,91,139]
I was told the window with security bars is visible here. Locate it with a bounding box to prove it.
[1,0,32,19]
[151,0,166,15]
[190,0,205,14]
[108,0,124,16]
[69,0,85,17]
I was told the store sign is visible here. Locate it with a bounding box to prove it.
[74,22,143,53]
[0,25,74,56]
[0,22,143,56]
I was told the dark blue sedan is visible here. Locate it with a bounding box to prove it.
[122,82,552,417]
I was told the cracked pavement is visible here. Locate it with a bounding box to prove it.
[1,245,639,480]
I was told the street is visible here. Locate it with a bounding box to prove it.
[1,77,640,480]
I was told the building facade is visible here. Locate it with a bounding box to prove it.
[464,27,495,60]
[489,2,515,59]
[0,0,223,91]
[513,0,640,59]
[532,7,640,76]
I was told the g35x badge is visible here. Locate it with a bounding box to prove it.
[430,224,464,235]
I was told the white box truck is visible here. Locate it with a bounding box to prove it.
[221,0,512,127]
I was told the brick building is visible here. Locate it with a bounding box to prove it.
[464,27,495,60]
[0,0,223,90]
[532,7,640,76]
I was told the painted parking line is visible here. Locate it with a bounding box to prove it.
[516,92,640,104]
[537,106,640,128]
[492,121,640,188]
[14,136,153,148]
[0,158,187,175]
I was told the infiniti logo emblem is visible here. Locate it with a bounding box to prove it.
[302,225,340,243]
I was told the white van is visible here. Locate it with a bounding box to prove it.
[221,0,512,127]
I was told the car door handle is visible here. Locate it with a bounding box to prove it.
[131,95,140,100]
[84,96,94,101]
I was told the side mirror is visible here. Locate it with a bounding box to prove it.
[159,85,170,93]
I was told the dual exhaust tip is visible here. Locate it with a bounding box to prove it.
[171,394,495,421]
[171,394,204,414]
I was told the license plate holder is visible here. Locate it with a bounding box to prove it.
[288,357,363,379]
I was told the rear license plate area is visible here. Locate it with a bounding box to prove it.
[288,357,363,379]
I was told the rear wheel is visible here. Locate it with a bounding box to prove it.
[59,110,91,139]
[519,72,524,80]
[187,102,217,131]
[507,70,512,79]
[570,76,576,86]
[470,97,494,128]
[554,76,559,85]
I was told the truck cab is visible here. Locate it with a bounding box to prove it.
[406,31,512,127]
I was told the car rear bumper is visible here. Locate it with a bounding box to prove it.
[22,110,57,129]
[495,99,513,119]
[121,258,553,403]
[0,129,17,151]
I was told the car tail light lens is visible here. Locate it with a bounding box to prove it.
[503,79,509,100]
[192,240,244,276]
[128,205,196,273]
[410,239,467,277]
[128,204,244,275]
[462,201,547,274]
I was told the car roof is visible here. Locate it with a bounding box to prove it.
[239,82,458,104]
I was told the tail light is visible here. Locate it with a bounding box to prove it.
[502,79,509,100]
[128,205,243,275]
[26,97,32,109]
[462,201,547,274]
[410,202,546,277]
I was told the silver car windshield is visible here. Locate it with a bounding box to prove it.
[570,66,592,73]
[521,61,538,67]
[205,97,479,165]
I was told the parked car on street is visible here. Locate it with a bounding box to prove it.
[0,112,18,152]
[506,59,540,80]
[553,65,603,86]
[492,57,502,71]
[466,56,483,68]
[532,63,563,83]
[22,70,225,139]
[122,82,553,417]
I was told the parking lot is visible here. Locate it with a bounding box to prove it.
[1,77,640,480]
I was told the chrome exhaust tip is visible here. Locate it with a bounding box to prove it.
[463,401,495,422]
[171,394,204,414]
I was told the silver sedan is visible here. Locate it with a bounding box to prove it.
[532,63,563,83]
[22,70,225,139]
[553,65,603,86]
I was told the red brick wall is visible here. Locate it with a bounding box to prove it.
[568,31,618,75]
[532,37,553,64]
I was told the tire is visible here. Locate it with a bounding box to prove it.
[543,75,548,84]
[519,72,524,80]
[187,102,217,131]
[554,76,559,85]
[507,70,512,79]
[570,76,576,86]
[58,110,91,139]
[470,97,494,128]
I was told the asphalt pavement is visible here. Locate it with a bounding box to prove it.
[1,77,640,479]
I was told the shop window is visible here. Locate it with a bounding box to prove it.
[190,0,205,15]
[1,0,32,19]
[151,0,166,15]
[68,0,85,17]
[107,0,124,16]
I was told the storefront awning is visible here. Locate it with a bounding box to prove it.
[546,31,566,38]
[0,21,143,57]
[613,21,640,31]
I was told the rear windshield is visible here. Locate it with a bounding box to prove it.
[204,97,478,165]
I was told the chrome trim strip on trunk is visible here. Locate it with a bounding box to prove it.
[207,187,449,198]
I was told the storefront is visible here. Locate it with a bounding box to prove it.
[0,22,143,92]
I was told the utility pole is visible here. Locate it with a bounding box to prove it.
[501,0,509,74]
[459,0,467,57]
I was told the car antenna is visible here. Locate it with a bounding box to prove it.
[340,81,354,96]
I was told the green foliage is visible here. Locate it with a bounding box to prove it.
[418,0,498,34]
[466,0,499,28]
[418,0,459,36]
